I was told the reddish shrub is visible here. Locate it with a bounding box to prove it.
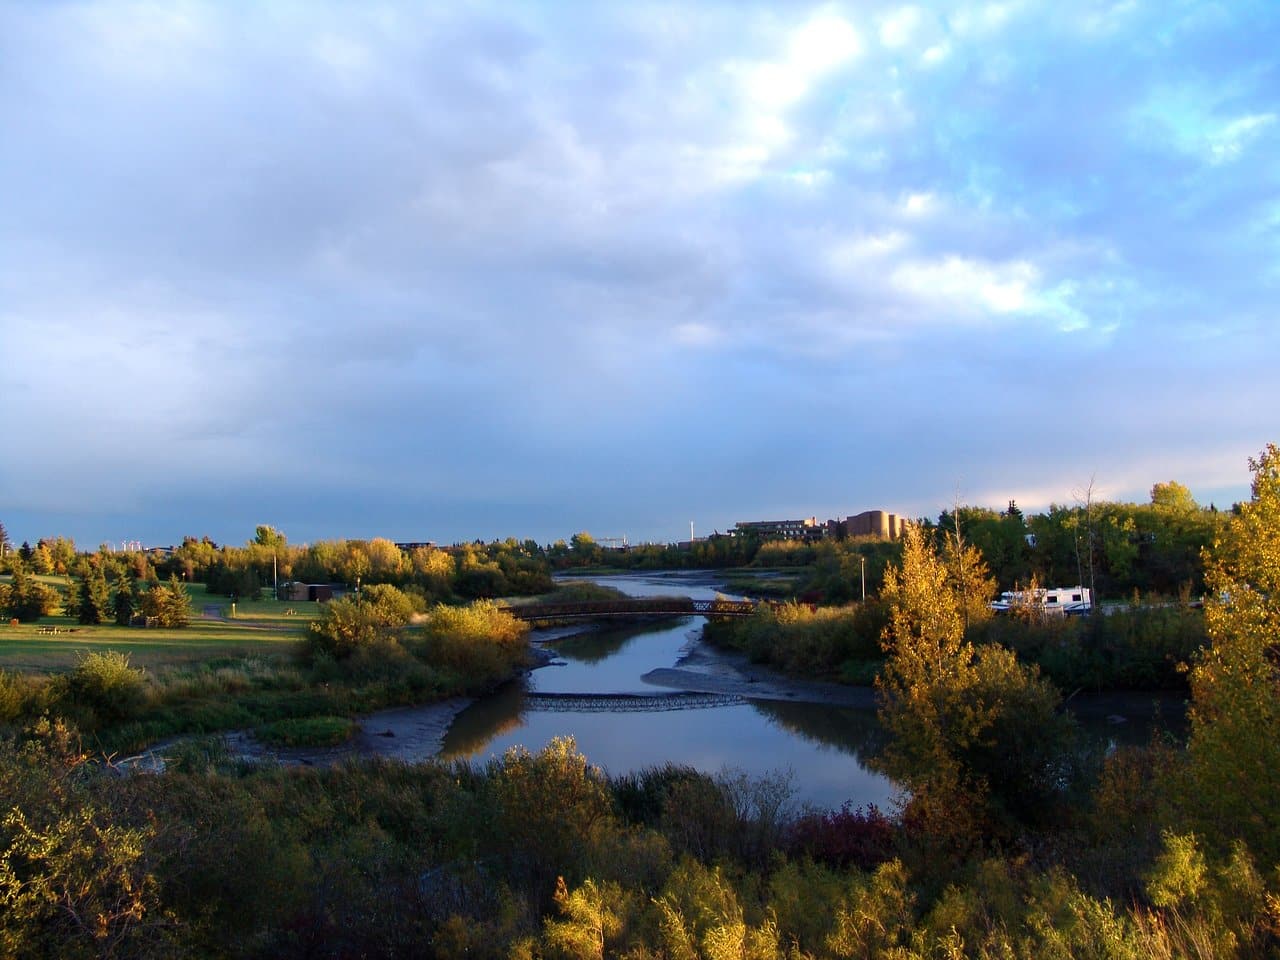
[785,802,897,870]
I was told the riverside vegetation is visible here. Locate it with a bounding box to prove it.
[0,447,1278,956]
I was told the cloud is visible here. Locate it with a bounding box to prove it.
[0,0,1276,545]
[890,255,1039,316]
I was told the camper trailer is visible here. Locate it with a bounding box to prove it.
[990,586,1092,616]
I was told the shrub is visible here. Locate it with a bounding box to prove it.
[538,581,629,604]
[414,601,529,691]
[64,651,148,726]
[256,716,357,747]
[307,597,399,659]
[785,802,897,870]
[713,600,888,680]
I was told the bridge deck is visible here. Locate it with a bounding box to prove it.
[506,598,763,623]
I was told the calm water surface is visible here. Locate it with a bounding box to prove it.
[442,572,898,811]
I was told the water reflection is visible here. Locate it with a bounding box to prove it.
[749,700,888,767]
[441,681,530,757]
[534,617,701,694]
[440,683,898,811]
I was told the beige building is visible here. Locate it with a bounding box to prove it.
[844,510,911,540]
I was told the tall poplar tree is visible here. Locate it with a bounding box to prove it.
[1183,443,1280,862]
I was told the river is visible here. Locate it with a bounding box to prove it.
[440,571,898,811]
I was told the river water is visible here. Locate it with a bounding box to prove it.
[440,572,898,811]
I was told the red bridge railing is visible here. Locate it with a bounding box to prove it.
[505,598,762,623]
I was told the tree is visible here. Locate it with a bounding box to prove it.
[569,532,602,567]
[139,576,191,628]
[30,542,53,576]
[1151,480,1198,513]
[111,573,136,626]
[1181,444,1280,862]
[0,558,58,622]
[77,570,110,625]
[876,525,1076,839]
[253,525,286,550]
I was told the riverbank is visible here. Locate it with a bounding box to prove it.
[643,637,878,708]
[654,633,1186,730]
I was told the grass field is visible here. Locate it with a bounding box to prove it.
[0,578,310,673]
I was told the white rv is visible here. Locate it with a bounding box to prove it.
[990,586,1092,616]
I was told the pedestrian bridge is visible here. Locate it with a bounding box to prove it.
[504,597,763,624]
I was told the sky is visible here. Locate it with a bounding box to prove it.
[2,0,1278,549]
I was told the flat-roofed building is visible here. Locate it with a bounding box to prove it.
[732,517,825,541]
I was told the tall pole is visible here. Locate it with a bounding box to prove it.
[860,555,866,602]
[273,551,278,600]
[690,520,694,543]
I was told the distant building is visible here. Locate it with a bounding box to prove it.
[727,508,911,543]
[731,517,825,542]
[278,582,344,602]
[844,510,911,540]
[394,541,436,552]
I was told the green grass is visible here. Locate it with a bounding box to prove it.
[255,715,358,747]
[0,615,306,673]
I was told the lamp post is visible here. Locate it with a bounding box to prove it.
[860,555,866,603]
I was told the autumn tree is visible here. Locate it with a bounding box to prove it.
[139,576,191,628]
[876,525,1076,839]
[0,558,58,622]
[1180,444,1280,862]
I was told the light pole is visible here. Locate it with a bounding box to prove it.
[860,555,866,602]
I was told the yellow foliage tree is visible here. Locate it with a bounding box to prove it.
[1184,443,1280,862]
[877,525,1075,838]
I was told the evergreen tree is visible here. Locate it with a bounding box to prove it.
[112,573,136,626]
[77,571,110,625]
[0,557,54,622]
[64,578,81,621]
[163,574,192,628]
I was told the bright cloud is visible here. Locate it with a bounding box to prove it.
[891,256,1040,315]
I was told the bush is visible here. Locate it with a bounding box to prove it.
[710,601,888,680]
[256,715,357,747]
[538,581,629,604]
[307,597,399,659]
[414,601,529,691]
[63,651,148,726]
[786,802,897,870]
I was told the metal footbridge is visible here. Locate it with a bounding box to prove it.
[504,598,762,624]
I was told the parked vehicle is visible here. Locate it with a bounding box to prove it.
[990,585,1092,616]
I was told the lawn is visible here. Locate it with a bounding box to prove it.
[0,618,307,673]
